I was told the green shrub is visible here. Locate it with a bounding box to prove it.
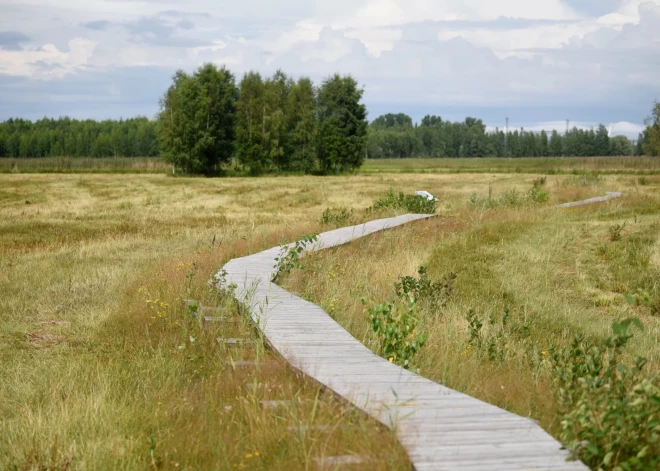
[365,266,455,369]
[320,207,354,226]
[367,297,426,369]
[394,266,456,308]
[370,188,436,214]
[464,307,524,362]
[528,177,550,203]
[549,319,660,470]
[272,234,319,282]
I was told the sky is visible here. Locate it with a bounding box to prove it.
[1,0,659,138]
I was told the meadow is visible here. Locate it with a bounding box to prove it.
[1,164,659,470]
[3,156,660,176]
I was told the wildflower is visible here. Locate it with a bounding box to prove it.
[541,351,547,356]
[388,357,394,363]
[245,453,253,459]
[254,452,260,457]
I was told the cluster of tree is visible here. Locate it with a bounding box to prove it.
[158,63,368,175]
[367,113,638,158]
[0,117,159,158]
[638,101,660,156]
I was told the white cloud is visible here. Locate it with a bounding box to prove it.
[1,0,659,128]
[0,38,96,78]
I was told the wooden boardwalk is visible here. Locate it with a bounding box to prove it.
[216,214,587,470]
[555,191,622,208]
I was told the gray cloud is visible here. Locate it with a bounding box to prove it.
[0,31,31,50]
[82,20,111,31]
[1,0,659,131]
[562,0,623,16]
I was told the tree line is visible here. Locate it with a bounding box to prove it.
[2,63,659,170]
[158,64,368,175]
[367,113,644,159]
[0,117,159,158]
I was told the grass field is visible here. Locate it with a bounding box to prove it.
[2,156,659,175]
[362,157,660,175]
[1,167,659,470]
[0,157,169,174]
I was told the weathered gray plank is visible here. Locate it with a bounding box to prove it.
[214,214,587,470]
[555,191,622,208]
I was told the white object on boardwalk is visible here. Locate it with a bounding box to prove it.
[555,192,622,208]
[215,215,587,470]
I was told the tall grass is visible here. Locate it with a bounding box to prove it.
[0,157,169,174]
[282,176,660,467]
[1,173,430,470]
[1,171,657,469]
[362,157,660,175]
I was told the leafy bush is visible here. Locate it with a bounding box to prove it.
[369,188,436,214]
[549,319,660,470]
[367,297,427,369]
[528,177,550,203]
[394,266,456,308]
[638,177,650,186]
[272,234,319,282]
[320,207,354,226]
[365,266,455,369]
[464,307,527,362]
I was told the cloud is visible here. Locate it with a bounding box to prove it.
[0,31,31,51]
[0,38,96,78]
[82,20,111,31]
[1,0,659,131]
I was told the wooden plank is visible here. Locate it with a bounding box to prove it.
[555,191,622,208]
[214,214,587,470]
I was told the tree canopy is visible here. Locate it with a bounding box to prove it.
[0,117,158,158]
[317,74,368,173]
[640,101,660,156]
[158,63,238,175]
[367,114,639,158]
[2,72,654,165]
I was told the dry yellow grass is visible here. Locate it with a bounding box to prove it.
[282,174,660,438]
[1,170,657,470]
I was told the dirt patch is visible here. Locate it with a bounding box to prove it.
[26,330,65,346]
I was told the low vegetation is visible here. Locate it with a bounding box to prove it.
[282,172,660,470]
[2,166,659,470]
[368,188,437,214]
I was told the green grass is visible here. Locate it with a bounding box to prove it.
[2,170,658,470]
[282,175,660,460]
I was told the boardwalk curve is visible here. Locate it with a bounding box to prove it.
[216,215,587,471]
[555,191,622,208]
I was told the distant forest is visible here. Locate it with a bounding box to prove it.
[0,114,648,160]
[0,117,159,158]
[1,93,658,164]
[367,113,643,158]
